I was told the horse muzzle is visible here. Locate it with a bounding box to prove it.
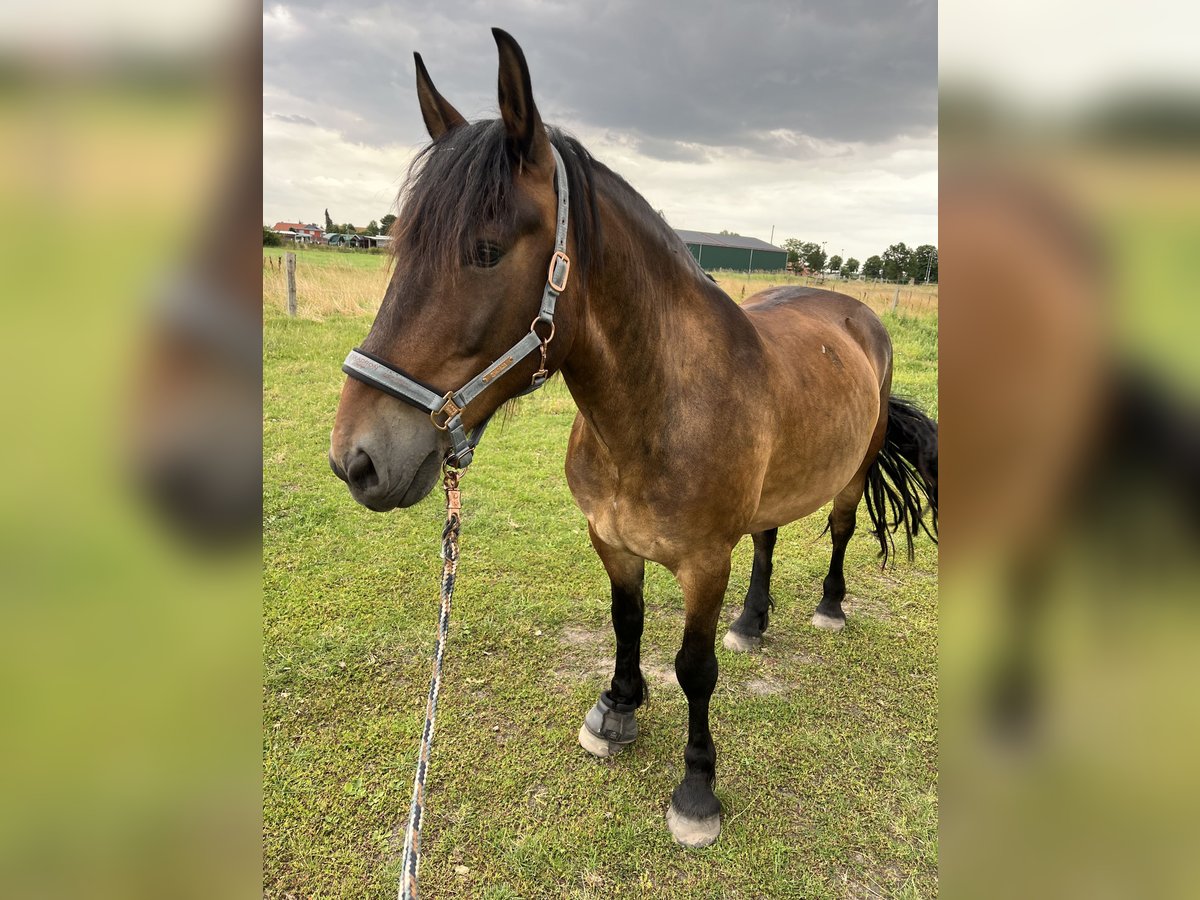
[329,389,446,511]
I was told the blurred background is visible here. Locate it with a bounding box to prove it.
[941,0,1200,897]
[1,0,1197,896]
[0,2,260,898]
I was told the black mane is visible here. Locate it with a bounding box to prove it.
[392,120,602,285]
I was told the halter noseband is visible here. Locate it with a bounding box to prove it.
[341,144,571,469]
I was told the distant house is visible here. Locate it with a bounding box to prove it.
[272,222,325,244]
[328,232,390,249]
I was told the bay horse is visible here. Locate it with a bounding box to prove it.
[330,29,937,847]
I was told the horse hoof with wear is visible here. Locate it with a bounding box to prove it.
[722,630,761,653]
[666,804,721,848]
[811,610,847,631]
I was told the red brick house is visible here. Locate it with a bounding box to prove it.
[271,222,325,243]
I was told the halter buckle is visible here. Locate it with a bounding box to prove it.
[547,250,571,293]
[430,392,461,431]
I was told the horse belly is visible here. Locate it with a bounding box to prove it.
[749,455,864,530]
[748,392,879,531]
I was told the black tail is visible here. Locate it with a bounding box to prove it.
[864,396,939,565]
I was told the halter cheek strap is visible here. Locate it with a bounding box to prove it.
[341,144,571,469]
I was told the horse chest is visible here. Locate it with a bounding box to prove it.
[575,481,677,561]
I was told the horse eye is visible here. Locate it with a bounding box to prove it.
[470,241,504,268]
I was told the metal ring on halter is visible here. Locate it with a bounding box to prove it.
[530,318,555,384]
[531,317,556,344]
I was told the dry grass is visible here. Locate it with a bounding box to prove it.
[262,247,939,319]
[712,272,940,317]
[262,248,390,318]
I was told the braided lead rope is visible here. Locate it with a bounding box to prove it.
[399,468,462,900]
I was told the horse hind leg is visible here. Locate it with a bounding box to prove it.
[812,480,865,631]
[578,526,647,758]
[723,527,777,652]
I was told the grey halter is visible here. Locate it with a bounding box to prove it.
[342,144,571,469]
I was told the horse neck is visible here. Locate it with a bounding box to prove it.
[559,177,758,442]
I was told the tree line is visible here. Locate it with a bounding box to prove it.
[781,239,937,284]
[263,210,400,246]
[323,209,397,237]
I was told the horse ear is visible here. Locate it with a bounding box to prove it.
[414,52,466,140]
[492,28,550,168]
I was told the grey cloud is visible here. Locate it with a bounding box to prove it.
[264,0,935,155]
[635,136,713,163]
[268,113,318,126]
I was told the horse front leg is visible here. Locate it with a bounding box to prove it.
[578,525,647,757]
[666,551,731,848]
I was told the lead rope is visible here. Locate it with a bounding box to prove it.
[399,465,463,900]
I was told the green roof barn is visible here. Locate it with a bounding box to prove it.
[675,229,788,272]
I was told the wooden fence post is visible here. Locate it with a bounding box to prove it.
[892,285,900,312]
[286,252,297,317]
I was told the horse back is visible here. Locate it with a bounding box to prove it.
[741,286,892,387]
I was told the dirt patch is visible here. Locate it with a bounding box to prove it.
[577,656,678,689]
[742,676,789,696]
[843,595,893,621]
[558,624,606,647]
[556,620,820,695]
[844,853,905,899]
[641,661,678,688]
[555,622,682,688]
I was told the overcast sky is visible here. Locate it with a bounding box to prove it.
[263,0,937,262]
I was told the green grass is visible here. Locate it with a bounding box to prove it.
[263,243,393,270]
[264,305,938,898]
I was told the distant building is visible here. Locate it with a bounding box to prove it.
[327,233,391,249]
[272,222,325,243]
[675,229,788,272]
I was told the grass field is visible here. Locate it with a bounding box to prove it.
[263,253,938,899]
[262,245,940,321]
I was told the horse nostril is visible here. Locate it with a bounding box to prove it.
[329,452,347,483]
[344,447,379,492]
